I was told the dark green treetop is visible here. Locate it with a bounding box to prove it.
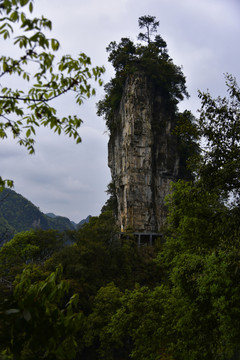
[137,15,160,44]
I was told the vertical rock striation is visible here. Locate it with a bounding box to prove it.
[108,72,180,233]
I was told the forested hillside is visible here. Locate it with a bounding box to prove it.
[0,189,89,244]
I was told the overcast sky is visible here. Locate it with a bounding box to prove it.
[1,0,240,222]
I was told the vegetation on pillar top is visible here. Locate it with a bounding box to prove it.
[97,15,189,132]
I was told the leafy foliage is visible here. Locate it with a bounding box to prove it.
[152,76,240,359]
[197,73,240,203]
[85,284,174,360]
[0,228,67,290]
[101,181,118,215]
[174,110,200,180]
[0,265,83,360]
[45,211,161,314]
[0,0,104,188]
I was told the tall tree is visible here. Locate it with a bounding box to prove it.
[197,73,240,204]
[137,15,160,44]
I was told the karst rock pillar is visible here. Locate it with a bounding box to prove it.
[108,72,180,232]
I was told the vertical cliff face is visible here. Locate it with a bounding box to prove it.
[108,72,180,232]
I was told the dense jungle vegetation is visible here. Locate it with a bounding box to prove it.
[0,3,240,360]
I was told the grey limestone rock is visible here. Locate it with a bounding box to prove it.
[108,72,180,232]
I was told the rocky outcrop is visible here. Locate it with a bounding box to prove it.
[108,72,180,232]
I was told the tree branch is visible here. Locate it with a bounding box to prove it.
[0,82,78,103]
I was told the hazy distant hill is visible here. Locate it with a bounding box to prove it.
[77,215,92,229]
[45,213,91,229]
[0,189,90,244]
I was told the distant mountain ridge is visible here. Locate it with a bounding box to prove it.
[0,189,91,244]
[45,212,91,229]
[45,212,78,228]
